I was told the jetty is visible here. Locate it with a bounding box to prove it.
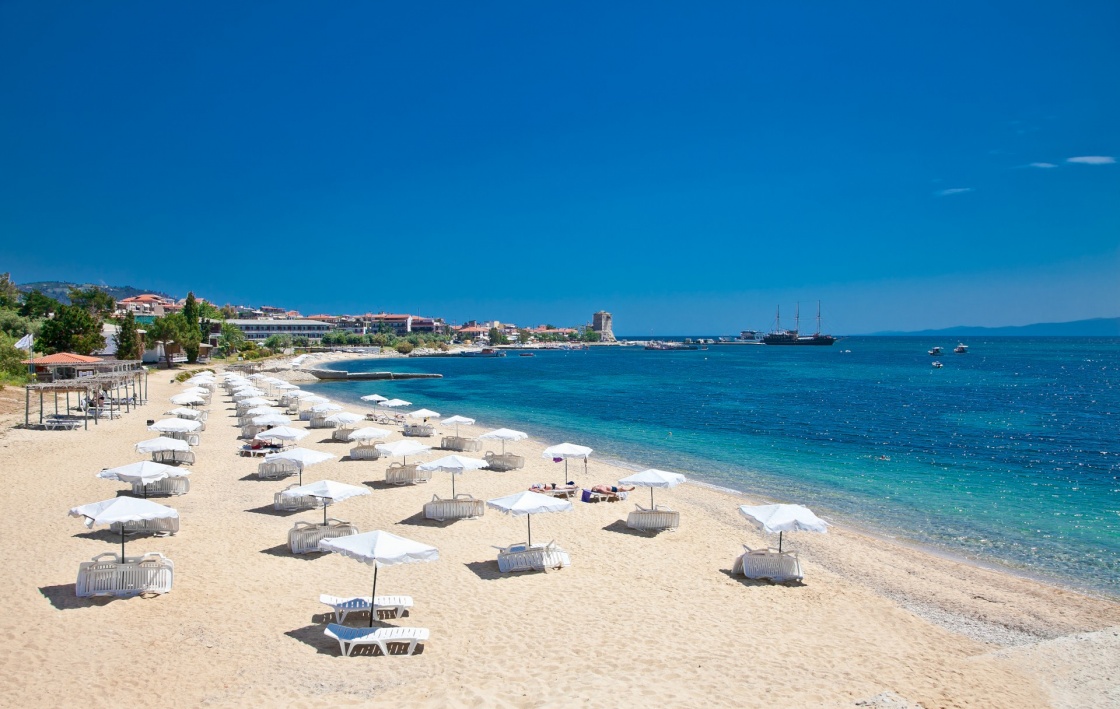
[308,369,442,381]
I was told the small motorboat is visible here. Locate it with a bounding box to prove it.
[929,346,943,356]
[954,343,969,354]
[931,361,944,369]
[519,353,535,357]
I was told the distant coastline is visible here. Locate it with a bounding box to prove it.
[864,316,1120,337]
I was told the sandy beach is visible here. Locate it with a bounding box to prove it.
[0,361,1117,709]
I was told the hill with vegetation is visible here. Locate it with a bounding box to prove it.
[869,317,1120,337]
[17,281,174,304]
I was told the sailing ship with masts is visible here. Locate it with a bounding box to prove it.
[762,302,837,346]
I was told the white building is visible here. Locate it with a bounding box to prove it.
[215,319,331,343]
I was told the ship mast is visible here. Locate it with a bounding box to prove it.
[816,300,821,336]
[795,302,800,335]
[775,305,781,332]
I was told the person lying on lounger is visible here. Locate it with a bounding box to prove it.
[530,482,577,491]
[590,484,635,494]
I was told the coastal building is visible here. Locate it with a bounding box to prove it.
[362,313,445,335]
[592,311,616,342]
[213,318,331,343]
[117,294,179,317]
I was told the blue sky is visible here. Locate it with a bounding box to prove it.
[1,2,1116,333]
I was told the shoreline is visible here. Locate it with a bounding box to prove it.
[308,354,1119,606]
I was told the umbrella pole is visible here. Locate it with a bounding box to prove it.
[323,501,329,526]
[369,565,379,628]
[121,528,126,560]
[650,488,654,508]
[779,532,783,553]
[527,514,532,547]
[451,474,455,497]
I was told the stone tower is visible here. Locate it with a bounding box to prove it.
[592,311,616,342]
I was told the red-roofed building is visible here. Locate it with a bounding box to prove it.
[118,294,177,316]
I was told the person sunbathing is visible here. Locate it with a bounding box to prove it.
[530,482,576,491]
[591,484,635,494]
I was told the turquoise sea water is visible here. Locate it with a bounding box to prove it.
[307,338,1120,596]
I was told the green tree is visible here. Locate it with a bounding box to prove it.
[262,334,292,352]
[488,327,509,345]
[219,304,238,319]
[114,311,141,360]
[394,341,414,354]
[517,329,532,344]
[292,335,310,348]
[216,322,246,356]
[68,286,115,319]
[181,292,201,363]
[0,310,39,340]
[146,313,195,368]
[18,290,61,319]
[0,273,20,310]
[0,333,30,386]
[38,305,105,355]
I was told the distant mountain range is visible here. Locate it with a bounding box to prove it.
[17,281,174,305]
[868,317,1120,337]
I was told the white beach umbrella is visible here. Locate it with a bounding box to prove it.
[265,447,335,485]
[169,393,206,406]
[166,407,204,420]
[486,491,573,547]
[248,373,269,380]
[244,406,284,417]
[299,394,330,404]
[619,468,687,508]
[279,480,370,525]
[325,412,365,426]
[738,504,829,553]
[273,382,299,391]
[542,442,593,478]
[233,389,265,400]
[319,531,439,627]
[135,436,189,453]
[69,497,178,558]
[408,408,441,419]
[255,426,309,443]
[252,414,292,427]
[347,426,391,443]
[149,418,202,433]
[478,428,528,454]
[375,439,431,465]
[310,403,344,414]
[185,375,215,384]
[180,387,210,397]
[378,398,411,408]
[418,454,487,496]
[360,394,388,403]
[440,415,475,437]
[98,461,190,498]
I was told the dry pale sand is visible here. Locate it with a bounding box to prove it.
[0,364,1117,708]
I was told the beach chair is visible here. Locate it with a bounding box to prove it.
[484,451,525,472]
[274,483,327,511]
[298,410,315,421]
[288,519,358,554]
[348,445,381,461]
[422,494,486,522]
[332,427,357,442]
[385,462,432,486]
[324,624,429,657]
[495,541,571,573]
[152,449,195,465]
[258,458,299,480]
[166,431,201,447]
[319,594,414,622]
[241,424,266,439]
[110,516,179,536]
[440,436,481,452]
[43,417,81,431]
[732,546,803,583]
[402,423,435,438]
[626,504,680,532]
[130,477,189,497]
[309,416,336,429]
[531,486,580,499]
[580,489,625,503]
[75,552,174,598]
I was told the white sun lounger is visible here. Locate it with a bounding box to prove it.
[108,515,179,536]
[440,436,481,452]
[274,484,328,511]
[258,459,299,480]
[319,594,414,622]
[130,477,189,497]
[402,423,434,438]
[76,551,174,598]
[332,427,357,442]
[349,445,381,461]
[288,519,358,554]
[324,624,429,657]
[385,462,431,486]
[422,494,486,522]
[152,449,195,465]
[484,451,524,472]
[732,546,803,583]
[626,504,680,532]
[309,416,337,429]
[495,541,571,573]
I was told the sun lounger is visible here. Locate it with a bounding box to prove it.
[288,518,358,554]
[43,417,82,431]
[152,449,195,465]
[298,410,315,421]
[110,516,180,536]
[319,594,414,622]
[732,546,803,583]
[580,489,625,503]
[385,462,431,486]
[332,427,357,442]
[239,445,271,457]
[626,504,680,532]
[166,431,201,447]
[531,486,580,499]
[422,494,486,522]
[494,541,571,573]
[402,423,434,438]
[366,413,401,426]
[130,477,189,497]
[348,445,381,461]
[274,483,327,511]
[484,451,524,472]
[241,424,267,439]
[309,416,336,429]
[324,623,429,657]
[76,551,174,598]
[258,458,299,480]
[440,436,481,452]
